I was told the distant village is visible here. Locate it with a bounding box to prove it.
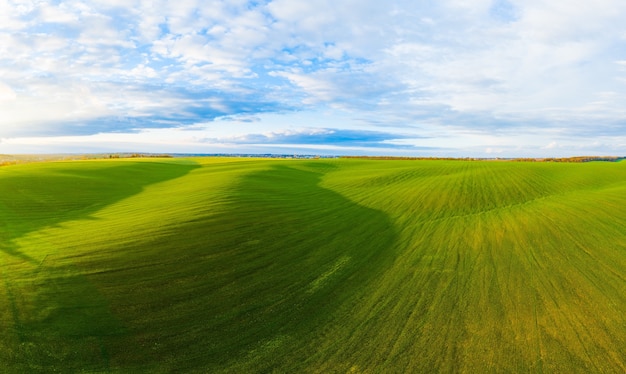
[340,156,626,162]
[171,153,339,159]
[1,153,624,167]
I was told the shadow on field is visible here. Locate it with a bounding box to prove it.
[0,160,200,372]
[105,163,399,372]
[0,161,199,263]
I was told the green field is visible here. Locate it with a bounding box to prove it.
[1,157,625,372]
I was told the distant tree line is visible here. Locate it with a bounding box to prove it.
[341,156,625,163]
[0,153,175,168]
[108,153,173,159]
[341,156,482,161]
[510,156,625,163]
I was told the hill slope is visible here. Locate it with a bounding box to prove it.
[1,158,625,372]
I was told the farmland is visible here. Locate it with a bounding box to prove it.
[1,157,625,372]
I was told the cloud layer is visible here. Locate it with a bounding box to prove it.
[2,0,626,156]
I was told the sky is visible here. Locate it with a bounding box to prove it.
[1,0,626,157]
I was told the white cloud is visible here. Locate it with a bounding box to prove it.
[544,141,559,150]
[0,82,16,101]
[270,70,338,103]
[1,0,626,156]
[37,3,80,24]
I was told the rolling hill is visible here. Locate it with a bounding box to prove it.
[1,157,625,372]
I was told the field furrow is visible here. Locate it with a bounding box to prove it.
[0,158,625,372]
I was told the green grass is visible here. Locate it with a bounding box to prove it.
[1,157,625,372]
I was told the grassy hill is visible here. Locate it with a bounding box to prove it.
[1,157,625,372]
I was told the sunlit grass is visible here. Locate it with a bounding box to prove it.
[1,158,625,372]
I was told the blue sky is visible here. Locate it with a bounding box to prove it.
[2,0,626,156]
